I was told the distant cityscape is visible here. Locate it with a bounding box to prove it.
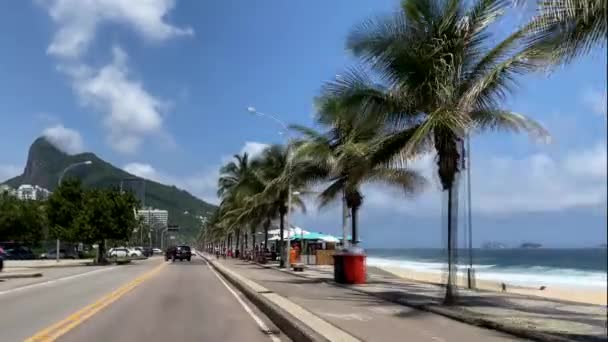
[0,184,52,201]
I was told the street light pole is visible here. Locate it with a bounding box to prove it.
[56,160,93,262]
[247,106,294,268]
[465,134,474,288]
[160,228,169,250]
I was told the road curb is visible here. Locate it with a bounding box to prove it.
[253,262,591,342]
[201,254,330,342]
[0,272,43,279]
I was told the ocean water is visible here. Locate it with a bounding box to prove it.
[366,248,608,289]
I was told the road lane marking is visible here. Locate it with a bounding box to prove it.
[0,267,119,297]
[203,257,282,342]
[24,262,166,342]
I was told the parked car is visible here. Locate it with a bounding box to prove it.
[0,243,36,260]
[134,246,152,257]
[2,246,36,260]
[108,247,129,258]
[109,247,143,258]
[152,248,162,255]
[165,245,191,262]
[128,248,143,257]
[40,249,78,259]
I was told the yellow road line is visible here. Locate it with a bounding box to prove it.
[25,262,166,342]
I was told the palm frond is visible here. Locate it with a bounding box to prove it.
[460,46,540,111]
[317,178,346,209]
[365,167,427,195]
[370,124,433,168]
[470,109,550,141]
[525,0,607,65]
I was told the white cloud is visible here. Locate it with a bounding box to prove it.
[42,124,85,154]
[41,0,193,58]
[582,88,607,117]
[123,162,163,182]
[220,141,269,164]
[40,0,190,154]
[240,142,269,158]
[363,141,607,215]
[0,165,21,182]
[71,47,165,154]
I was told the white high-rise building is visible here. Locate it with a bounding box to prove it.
[137,209,169,228]
[15,184,52,201]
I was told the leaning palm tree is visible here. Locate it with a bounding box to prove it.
[525,0,607,65]
[324,0,549,304]
[292,96,426,247]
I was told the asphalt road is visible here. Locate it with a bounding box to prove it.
[0,256,287,342]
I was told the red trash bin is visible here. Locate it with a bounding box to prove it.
[342,253,366,284]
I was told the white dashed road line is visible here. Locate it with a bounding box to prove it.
[202,257,282,342]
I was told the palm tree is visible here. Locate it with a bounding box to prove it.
[292,96,426,248]
[525,0,607,65]
[323,0,548,304]
[217,152,263,255]
[250,144,308,267]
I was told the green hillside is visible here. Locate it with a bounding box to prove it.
[3,137,216,242]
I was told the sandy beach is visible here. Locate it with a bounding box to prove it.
[377,265,608,306]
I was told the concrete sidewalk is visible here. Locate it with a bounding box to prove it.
[209,256,522,342]
[257,261,607,342]
[3,259,94,269]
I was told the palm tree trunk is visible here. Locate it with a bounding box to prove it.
[240,229,244,259]
[279,212,285,268]
[444,184,457,305]
[96,239,106,264]
[263,218,270,250]
[244,231,248,252]
[235,229,240,258]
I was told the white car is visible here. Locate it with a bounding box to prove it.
[108,247,142,258]
[108,247,129,258]
[152,248,162,254]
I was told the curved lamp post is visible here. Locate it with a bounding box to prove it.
[56,161,93,262]
[246,106,294,268]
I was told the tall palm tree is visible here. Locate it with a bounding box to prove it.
[250,144,308,267]
[525,0,607,65]
[217,152,263,254]
[292,96,426,247]
[324,0,549,304]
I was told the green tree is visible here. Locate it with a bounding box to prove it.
[325,0,548,303]
[47,179,85,242]
[0,193,46,244]
[292,96,426,247]
[75,189,139,263]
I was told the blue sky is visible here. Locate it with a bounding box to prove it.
[0,0,606,247]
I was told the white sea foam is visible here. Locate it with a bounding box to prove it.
[367,257,608,289]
